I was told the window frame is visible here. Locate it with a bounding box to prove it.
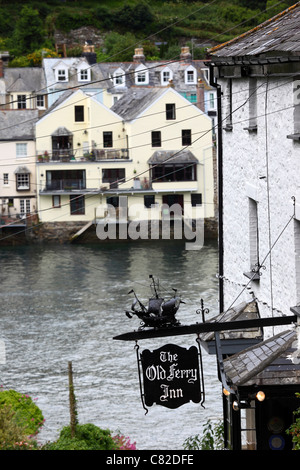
[16,173,30,191]
[70,195,85,215]
[16,143,28,158]
[151,163,196,182]
[74,105,84,122]
[103,131,113,148]
[52,195,61,208]
[144,195,155,208]
[166,103,176,120]
[182,129,192,146]
[151,131,162,147]
[17,95,26,109]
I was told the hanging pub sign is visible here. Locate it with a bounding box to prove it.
[138,343,205,412]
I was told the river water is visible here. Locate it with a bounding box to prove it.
[0,239,223,450]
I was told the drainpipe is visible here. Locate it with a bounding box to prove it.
[209,62,224,314]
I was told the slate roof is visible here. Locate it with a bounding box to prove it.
[0,110,39,140]
[42,57,106,90]
[148,149,199,164]
[209,2,300,59]
[223,329,300,387]
[94,59,208,94]
[110,87,166,121]
[200,300,263,342]
[4,67,46,94]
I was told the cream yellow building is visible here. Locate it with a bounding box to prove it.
[35,86,214,240]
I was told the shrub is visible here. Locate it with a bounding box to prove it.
[43,423,119,451]
[0,389,44,437]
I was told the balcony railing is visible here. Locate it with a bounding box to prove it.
[37,148,129,163]
[44,179,86,191]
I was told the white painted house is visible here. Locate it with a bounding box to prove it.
[207,3,300,451]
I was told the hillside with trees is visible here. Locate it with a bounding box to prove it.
[0,0,296,65]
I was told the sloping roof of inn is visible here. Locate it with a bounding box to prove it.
[223,329,300,387]
[209,2,300,59]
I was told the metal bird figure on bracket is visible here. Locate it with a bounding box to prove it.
[125,275,185,329]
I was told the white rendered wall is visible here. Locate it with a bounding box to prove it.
[220,75,300,325]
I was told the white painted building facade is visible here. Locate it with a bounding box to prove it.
[209,4,300,328]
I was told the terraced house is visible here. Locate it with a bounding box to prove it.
[35,85,214,242]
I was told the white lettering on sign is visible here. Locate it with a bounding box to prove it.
[160,384,184,402]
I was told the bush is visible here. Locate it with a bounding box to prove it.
[43,423,118,451]
[0,389,44,437]
[43,423,137,451]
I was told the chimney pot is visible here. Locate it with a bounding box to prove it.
[133,47,145,63]
[180,46,192,61]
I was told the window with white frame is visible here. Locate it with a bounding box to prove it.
[16,143,27,158]
[20,199,30,215]
[56,68,67,82]
[16,173,30,191]
[3,173,8,185]
[79,68,89,81]
[135,64,149,85]
[244,197,260,280]
[185,66,196,84]
[113,68,125,87]
[161,68,172,85]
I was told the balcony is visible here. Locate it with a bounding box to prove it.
[37,148,129,163]
[43,179,86,192]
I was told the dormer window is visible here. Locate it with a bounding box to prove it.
[113,68,125,87]
[79,68,90,82]
[57,69,67,81]
[135,64,149,85]
[185,66,197,84]
[161,67,173,86]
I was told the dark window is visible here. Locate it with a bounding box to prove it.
[17,95,26,109]
[102,168,125,188]
[182,129,192,146]
[151,164,196,182]
[151,131,161,147]
[70,195,85,215]
[191,193,202,206]
[107,196,119,207]
[16,173,30,191]
[103,131,113,148]
[74,105,84,122]
[144,195,155,208]
[166,103,176,120]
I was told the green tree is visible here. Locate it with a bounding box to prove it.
[11,5,45,56]
[103,32,138,62]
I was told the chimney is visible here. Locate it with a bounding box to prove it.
[180,46,192,62]
[197,78,205,112]
[133,47,145,63]
[82,40,97,65]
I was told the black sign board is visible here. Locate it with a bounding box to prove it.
[140,343,203,409]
